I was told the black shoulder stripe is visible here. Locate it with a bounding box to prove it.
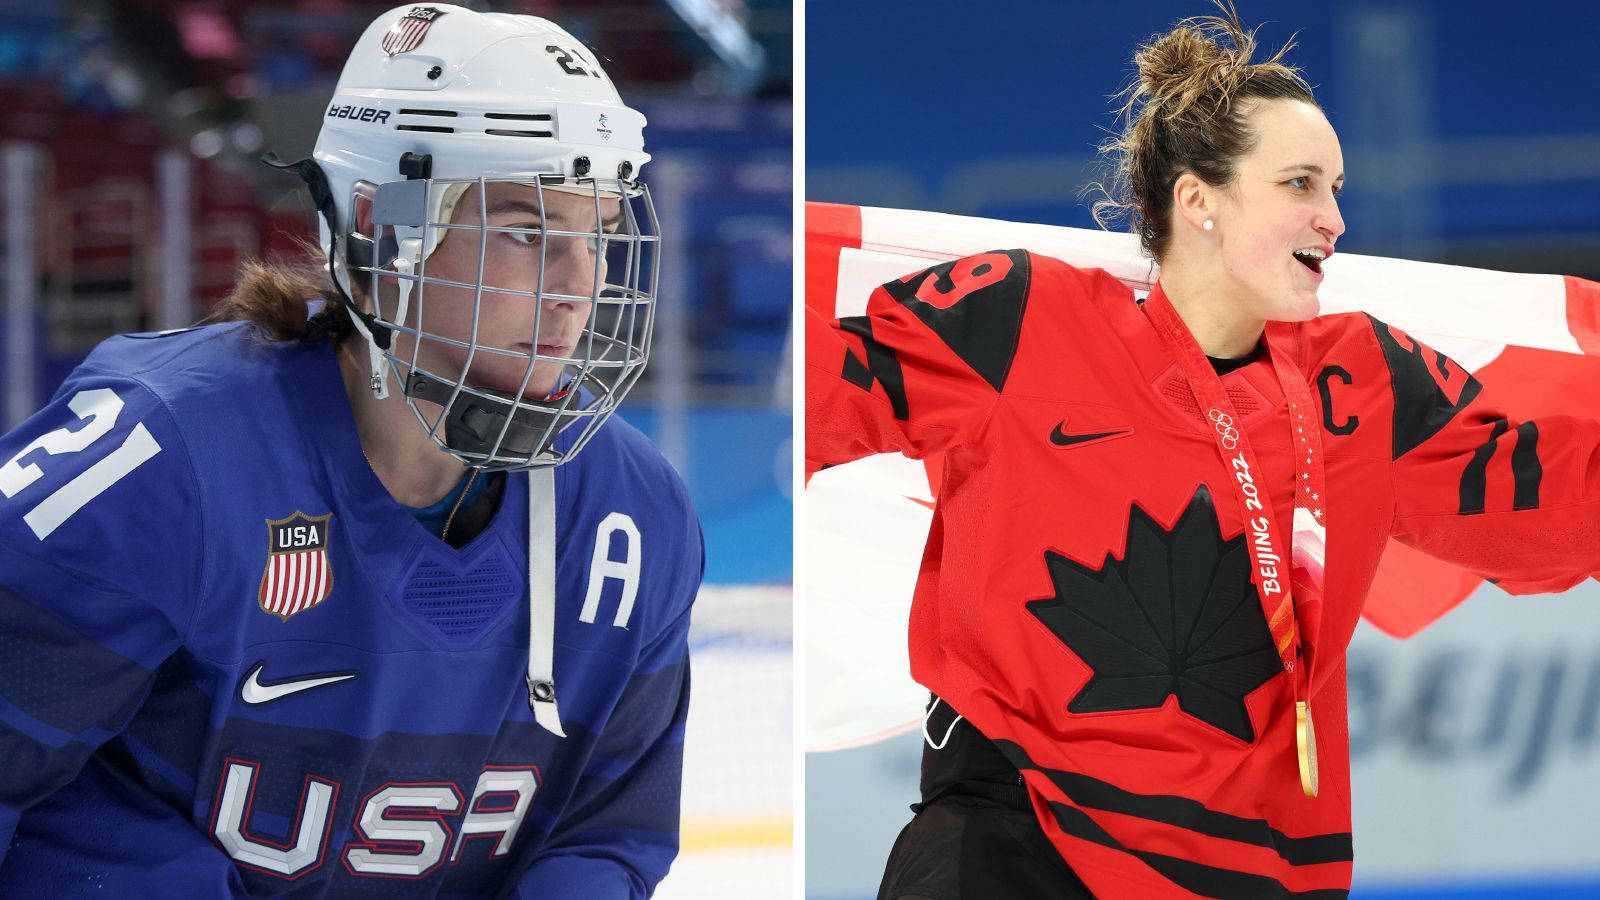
[1458,418,1510,515]
[878,249,1032,393]
[992,739,1352,868]
[1512,422,1542,511]
[1366,315,1483,460]
[837,315,909,421]
[1456,419,1544,515]
[840,342,873,391]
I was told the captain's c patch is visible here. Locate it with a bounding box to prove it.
[258,512,333,620]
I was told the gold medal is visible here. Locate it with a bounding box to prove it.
[1296,700,1319,798]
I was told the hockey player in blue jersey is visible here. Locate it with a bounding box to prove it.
[0,6,703,897]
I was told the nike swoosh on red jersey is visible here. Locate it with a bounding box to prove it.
[1049,421,1133,447]
[239,662,357,705]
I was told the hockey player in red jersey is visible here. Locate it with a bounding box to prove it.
[806,9,1600,899]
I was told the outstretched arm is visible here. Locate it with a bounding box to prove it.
[1377,316,1600,590]
[807,249,1076,472]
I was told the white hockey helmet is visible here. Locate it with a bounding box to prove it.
[285,4,660,470]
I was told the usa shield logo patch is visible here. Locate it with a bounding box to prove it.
[258,512,334,620]
[382,6,446,57]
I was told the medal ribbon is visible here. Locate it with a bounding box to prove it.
[1142,285,1328,796]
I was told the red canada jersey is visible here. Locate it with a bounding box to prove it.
[805,249,1600,897]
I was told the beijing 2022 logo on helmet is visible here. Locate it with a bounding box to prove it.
[382,6,447,57]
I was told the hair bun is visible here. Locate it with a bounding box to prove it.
[1133,7,1261,122]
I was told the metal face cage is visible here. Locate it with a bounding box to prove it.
[345,174,661,470]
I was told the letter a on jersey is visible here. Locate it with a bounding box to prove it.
[258,512,334,621]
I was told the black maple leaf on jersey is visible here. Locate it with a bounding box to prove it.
[1025,486,1283,742]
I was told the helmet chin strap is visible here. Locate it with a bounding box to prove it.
[372,238,425,401]
[526,464,563,736]
[350,314,392,400]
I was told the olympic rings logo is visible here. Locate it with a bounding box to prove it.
[1209,409,1240,450]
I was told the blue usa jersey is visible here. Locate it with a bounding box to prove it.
[0,323,703,898]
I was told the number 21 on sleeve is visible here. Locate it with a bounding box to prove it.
[0,388,163,540]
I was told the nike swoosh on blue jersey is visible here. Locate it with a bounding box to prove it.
[239,661,358,705]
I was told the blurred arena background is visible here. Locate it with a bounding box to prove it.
[0,0,791,895]
[807,1,1600,898]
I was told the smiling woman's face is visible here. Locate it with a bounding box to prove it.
[399,181,620,400]
[1209,99,1347,324]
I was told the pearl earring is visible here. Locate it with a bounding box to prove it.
[1202,219,1214,231]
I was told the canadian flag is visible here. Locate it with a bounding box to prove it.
[805,201,1600,751]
